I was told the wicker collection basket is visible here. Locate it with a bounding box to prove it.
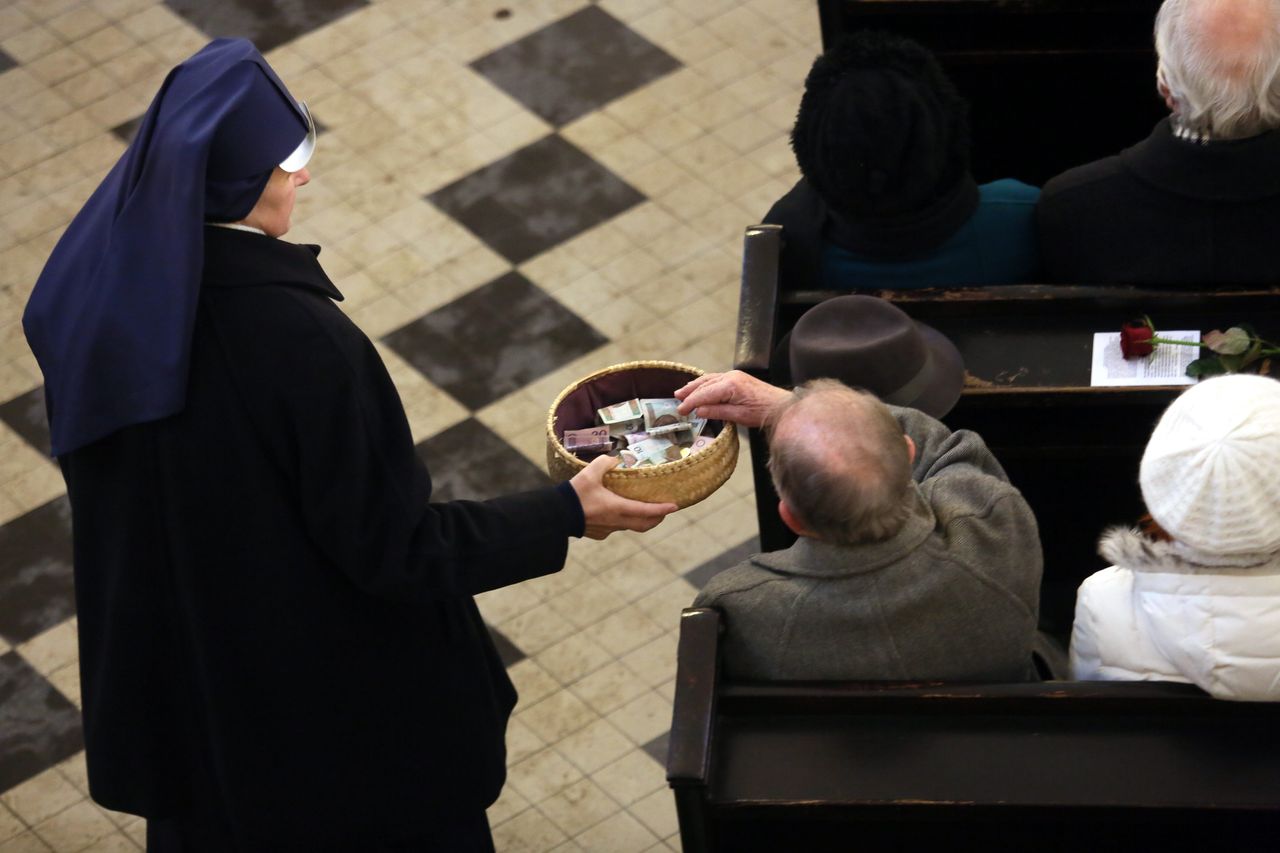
[546,361,739,509]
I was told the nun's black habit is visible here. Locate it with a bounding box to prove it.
[24,39,582,851]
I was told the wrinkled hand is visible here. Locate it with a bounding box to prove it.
[570,455,678,540]
[674,370,792,428]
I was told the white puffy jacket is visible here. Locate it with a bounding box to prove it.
[1070,528,1280,701]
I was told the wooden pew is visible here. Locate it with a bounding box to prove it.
[815,0,1167,186]
[736,224,1280,637]
[667,607,1280,853]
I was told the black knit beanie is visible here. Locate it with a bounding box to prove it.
[791,31,972,221]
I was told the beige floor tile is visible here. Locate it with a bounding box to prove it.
[628,788,680,840]
[506,747,583,806]
[500,601,578,657]
[116,6,183,43]
[1,26,61,65]
[574,809,658,853]
[516,688,597,744]
[555,717,634,775]
[634,578,698,630]
[491,806,567,853]
[32,799,116,852]
[590,749,666,807]
[545,577,628,629]
[0,487,23,528]
[618,632,679,688]
[0,831,52,853]
[15,618,77,678]
[581,605,666,660]
[505,716,547,767]
[605,690,672,746]
[121,819,144,848]
[568,660,650,716]
[54,754,87,797]
[0,7,34,41]
[78,831,141,852]
[0,770,81,829]
[0,804,24,844]
[537,777,620,838]
[597,549,677,603]
[643,524,725,576]
[508,659,561,709]
[475,580,545,627]
[46,663,81,708]
[486,784,530,828]
[534,631,616,686]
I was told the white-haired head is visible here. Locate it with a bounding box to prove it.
[1155,0,1280,139]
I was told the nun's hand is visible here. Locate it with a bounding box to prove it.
[570,456,678,539]
[675,370,791,428]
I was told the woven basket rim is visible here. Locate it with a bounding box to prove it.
[546,360,733,479]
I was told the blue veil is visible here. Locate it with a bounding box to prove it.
[23,38,311,456]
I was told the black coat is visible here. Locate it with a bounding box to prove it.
[59,226,582,849]
[1037,118,1280,285]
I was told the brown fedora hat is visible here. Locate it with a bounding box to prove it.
[789,295,964,418]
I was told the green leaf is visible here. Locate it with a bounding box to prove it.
[1186,357,1227,378]
[1239,341,1265,370]
[1204,327,1252,355]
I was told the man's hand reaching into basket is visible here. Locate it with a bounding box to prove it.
[570,455,678,539]
[675,370,792,429]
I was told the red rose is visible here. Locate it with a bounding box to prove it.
[1120,321,1154,359]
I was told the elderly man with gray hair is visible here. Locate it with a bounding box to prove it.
[681,370,1044,681]
[1037,0,1280,284]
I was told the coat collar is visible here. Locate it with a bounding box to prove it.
[1120,117,1280,202]
[202,224,343,301]
[750,486,936,578]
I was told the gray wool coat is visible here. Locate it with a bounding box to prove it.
[694,407,1043,681]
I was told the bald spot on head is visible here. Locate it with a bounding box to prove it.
[1190,0,1276,80]
[767,380,913,545]
[772,386,894,488]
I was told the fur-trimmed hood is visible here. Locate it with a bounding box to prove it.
[1099,526,1280,573]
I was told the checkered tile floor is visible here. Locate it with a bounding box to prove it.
[0,0,811,849]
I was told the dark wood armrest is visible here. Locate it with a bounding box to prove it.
[734,225,783,379]
[667,607,722,785]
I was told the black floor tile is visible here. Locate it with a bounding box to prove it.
[384,271,607,411]
[471,6,680,127]
[0,47,16,75]
[164,0,369,53]
[415,418,550,503]
[0,651,84,794]
[641,730,669,768]
[683,536,761,590]
[0,498,75,646]
[487,624,527,668]
[0,386,50,458]
[428,134,644,264]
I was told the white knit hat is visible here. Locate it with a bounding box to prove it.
[1140,374,1280,563]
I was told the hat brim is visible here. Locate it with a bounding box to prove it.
[278,100,315,173]
[902,321,964,419]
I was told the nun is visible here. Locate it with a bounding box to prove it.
[23,39,674,852]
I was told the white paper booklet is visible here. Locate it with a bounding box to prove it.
[1090,331,1201,387]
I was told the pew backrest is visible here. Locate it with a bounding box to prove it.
[668,607,1280,853]
[736,223,1280,635]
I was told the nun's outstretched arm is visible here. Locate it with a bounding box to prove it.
[214,284,586,601]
